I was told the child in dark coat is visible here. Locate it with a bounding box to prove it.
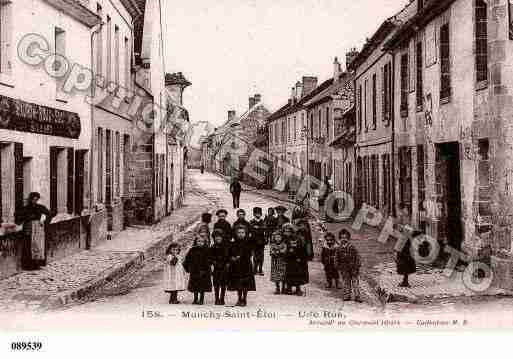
[210,229,230,305]
[269,230,287,294]
[233,208,252,235]
[227,224,256,307]
[250,207,267,275]
[214,209,232,242]
[264,207,278,243]
[284,224,308,296]
[336,229,361,302]
[275,205,290,228]
[321,232,339,289]
[183,233,212,305]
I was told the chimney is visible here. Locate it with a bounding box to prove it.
[249,96,256,109]
[291,86,296,103]
[333,57,341,81]
[253,93,262,104]
[346,48,359,71]
[302,76,318,96]
[295,81,303,99]
[228,110,236,123]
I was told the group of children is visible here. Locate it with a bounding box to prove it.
[162,204,314,306]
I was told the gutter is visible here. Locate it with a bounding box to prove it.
[89,23,103,211]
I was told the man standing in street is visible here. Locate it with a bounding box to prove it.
[230,176,242,209]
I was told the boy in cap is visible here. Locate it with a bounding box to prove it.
[336,229,362,302]
[214,209,232,241]
[232,208,251,234]
[321,232,339,289]
[250,207,267,275]
[275,205,290,228]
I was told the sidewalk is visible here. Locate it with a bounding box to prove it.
[0,175,215,313]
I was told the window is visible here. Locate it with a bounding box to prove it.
[326,107,330,139]
[346,162,352,195]
[371,155,379,207]
[0,0,13,75]
[398,147,412,213]
[281,121,285,144]
[309,114,313,139]
[358,85,362,133]
[293,116,297,141]
[382,153,390,215]
[114,25,120,87]
[509,1,513,40]
[123,135,130,196]
[124,37,131,91]
[97,128,103,203]
[106,15,112,83]
[74,150,86,215]
[440,23,451,100]
[364,79,368,131]
[416,41,423,109]
[96,4,103,78]
[115,131,120,198]
[105,130,112,205]
[400,53,409,115]
[477,139,491,231]
[417,145,425,214]
[50,146,74,216]
[382,62,392,125]
[372,74,377,129]
[475,0,487,83]
[55,27,66,100]
[318,109,321,138]
[301,113,305,131]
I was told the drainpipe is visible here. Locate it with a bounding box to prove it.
[388,50,397,218]
[87,23,102,249]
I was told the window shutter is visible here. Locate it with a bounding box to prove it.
[14,143,23,213]
[75,150,85,215]
[67,147,74,214]
[50,146,59,216]
[381,66,386,123]
[440,23,451,99]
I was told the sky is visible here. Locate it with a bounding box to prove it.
[163,0,409,146]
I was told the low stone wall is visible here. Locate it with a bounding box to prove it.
[89,209,107,248]
[110,202,124,232]
[46,216,87,264]
[0,231,24,280]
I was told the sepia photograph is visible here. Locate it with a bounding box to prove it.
[1,0,513,351]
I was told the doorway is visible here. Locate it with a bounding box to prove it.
[435,142,463,251]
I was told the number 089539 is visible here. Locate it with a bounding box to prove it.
[11,342,43,351]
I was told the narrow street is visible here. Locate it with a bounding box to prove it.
[53,171,375,314]
[4,170,513,331]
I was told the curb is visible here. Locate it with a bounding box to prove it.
[42,203,215,310]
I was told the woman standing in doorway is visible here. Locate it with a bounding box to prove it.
[15,192,52,270]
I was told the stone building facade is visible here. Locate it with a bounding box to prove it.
[351,3,417,218]
[0,0,100,278]
[383,0,513,287]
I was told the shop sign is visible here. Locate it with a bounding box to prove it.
[0,95,81,139]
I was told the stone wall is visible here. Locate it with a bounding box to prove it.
[0,231,24,280]
[46,217,87,263]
